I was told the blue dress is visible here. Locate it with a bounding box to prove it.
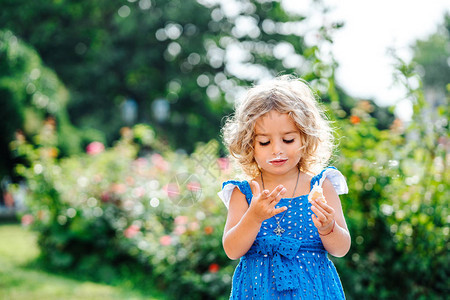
[218,167,348,300]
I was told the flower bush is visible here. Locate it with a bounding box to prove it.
[12,124,236,299]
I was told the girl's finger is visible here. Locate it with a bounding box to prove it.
[271,206,288,217]
[250,180,261,197]
[312,201,332,219]
[311,205,327,222]
[261,189,270,199]
[266,185,284,201]
[314,199,335,215]
[270,187,287,204]
[270,197,283,212]
[261,186,282,204]
[311,214,322,228]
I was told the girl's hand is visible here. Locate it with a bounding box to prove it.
[309,196,335,235]
[248,180,287,223]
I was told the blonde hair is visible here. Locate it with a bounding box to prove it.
[222,75,335,178]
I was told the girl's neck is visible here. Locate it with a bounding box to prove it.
[260,168,301,190]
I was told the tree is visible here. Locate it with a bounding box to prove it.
[0,30,83,183]
[412,13,450,91]
[410,13,449,125]
[0,0,341,151]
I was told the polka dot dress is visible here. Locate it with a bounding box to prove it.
[220,167,348,300]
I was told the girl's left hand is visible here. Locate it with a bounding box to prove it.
[309,197,335,235]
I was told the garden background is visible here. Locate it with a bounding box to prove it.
[0,0,448,299]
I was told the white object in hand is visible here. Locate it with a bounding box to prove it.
[308,183,326,203]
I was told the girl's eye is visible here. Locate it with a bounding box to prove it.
[259,141,270,146]
[283,139,294,144]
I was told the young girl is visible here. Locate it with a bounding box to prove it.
[218,75,351,299]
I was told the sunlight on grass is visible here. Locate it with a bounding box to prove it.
[0,223,39,264]
[0,223,166,300]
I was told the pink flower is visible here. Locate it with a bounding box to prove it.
[174,215,188,225]
[93,174,102,183]
[187,181,201,192]
[126,176,135,186]
[151,153,169,171]
[189,221,200,231]
[133,187,146,198]
[101,192,110,202]
[217,157,230,171]
[124,224,140,238]
[164,183,180,199]
[86,141,105,155]
[111,183,127,195]
[134,157,148,169]
[209,263,220,273]
[160,235,172,246]
[21,214,34,226]
[3,192,14,207]
[174,225,186,235]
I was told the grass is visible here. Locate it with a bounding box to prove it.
[0,222,167,300]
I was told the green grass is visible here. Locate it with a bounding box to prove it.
[0,223,167,300]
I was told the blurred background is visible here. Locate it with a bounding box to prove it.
[0,0,448,299]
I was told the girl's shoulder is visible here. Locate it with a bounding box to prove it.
[218,179,253,209]
[310,166,348,195]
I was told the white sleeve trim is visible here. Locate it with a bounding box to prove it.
[318,168,348,195]
[217,183,238,209]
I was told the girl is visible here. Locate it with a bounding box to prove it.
[218,75,351,299]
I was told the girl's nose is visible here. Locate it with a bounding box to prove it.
[272,141,283,155]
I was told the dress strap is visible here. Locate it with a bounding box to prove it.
[310,166,348,195]
[217,180,253,209]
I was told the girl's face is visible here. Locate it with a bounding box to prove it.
[253,110,302,176]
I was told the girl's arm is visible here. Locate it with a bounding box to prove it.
[222,181,286,260]
[310,179,351,257]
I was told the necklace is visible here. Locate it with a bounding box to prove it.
[260,169,300,236]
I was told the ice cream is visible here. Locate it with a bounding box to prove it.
[308,183,326,203]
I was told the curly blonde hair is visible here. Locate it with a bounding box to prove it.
[222,75,335,179]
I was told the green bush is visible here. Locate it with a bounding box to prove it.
[13,124,234,299]
[331,68,448,298]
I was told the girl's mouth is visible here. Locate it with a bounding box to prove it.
[267,158,288,166]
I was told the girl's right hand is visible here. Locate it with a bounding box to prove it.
[248,180,287,223]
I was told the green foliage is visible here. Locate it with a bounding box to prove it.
[0,30,57,180]
[0,30,68,135]
[411,13,450,90]
[331,53,449,299]
[0,30,106,188]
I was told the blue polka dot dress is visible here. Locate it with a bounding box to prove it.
[218,167,348,299]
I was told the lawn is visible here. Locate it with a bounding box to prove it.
[0,222,167,300]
